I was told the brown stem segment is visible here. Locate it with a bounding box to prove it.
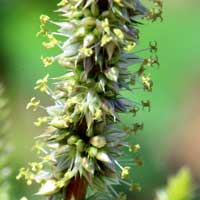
[65,175,88,200]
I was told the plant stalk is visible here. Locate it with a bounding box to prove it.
[65,175,88,200]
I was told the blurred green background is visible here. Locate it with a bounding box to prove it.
[1,0,200,199]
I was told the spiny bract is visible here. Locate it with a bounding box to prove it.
[18,0,162,199]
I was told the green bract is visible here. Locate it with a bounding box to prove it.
[18,0,162,199]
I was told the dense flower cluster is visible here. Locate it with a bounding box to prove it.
[0,84,11,200]
[18,0,162,199]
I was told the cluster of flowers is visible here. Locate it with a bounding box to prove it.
[18,0,162,199]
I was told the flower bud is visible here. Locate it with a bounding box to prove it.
[88,146,98,157]
[96,151,111,163]
[82,17,96,28]
[81,157,94,174]
[91,3,99,16]
[83,9,92,17]
[75,27,87,37]
[49,118,68,129]
[104,67,119,82]
[83,34,96,47]
[76,139,85,152]
[90,136,106,148]
[67,135,79,145]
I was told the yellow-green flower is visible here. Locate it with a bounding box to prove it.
[129,144,141,152]
[114,29,124,40]
[40,15,50,24]
[16,168,34,186]
[26,97,40,111]
[121,166,130,179]
[142,74,152,91]
[43,34,59,49]
[101,34,112,46]
[37,25,48,37]
[34,74,49,93]
[29,162,43,172]
[79,47,93,57]
[102,18,110,34]
[124,42,136,52]
[41,56,54,67]
[34,117,48,127]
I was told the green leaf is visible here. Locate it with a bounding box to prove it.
[155,168,194,200]
[167,168,193,200]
